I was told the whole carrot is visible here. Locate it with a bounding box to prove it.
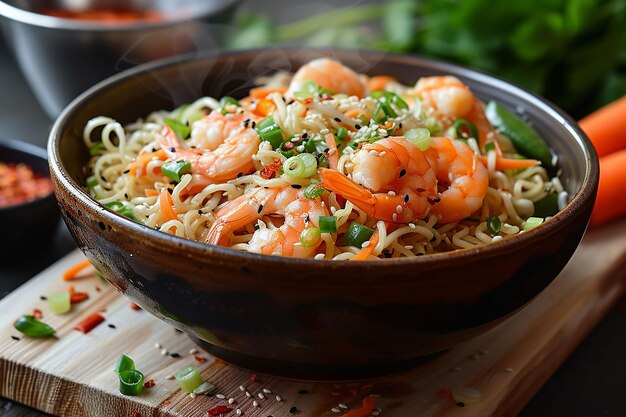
[590,149,626,227]
[579,95,626,158]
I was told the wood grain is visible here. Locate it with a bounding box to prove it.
[1,220,626,417]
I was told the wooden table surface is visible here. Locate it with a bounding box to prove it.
[1,28,625,417]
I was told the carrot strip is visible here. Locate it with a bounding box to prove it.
[159,188,177,222]
[128,149,167,176]
[249,87,287,99]
[325,133,339,170]
[579,95,626,158]
[344,109,361,119]
[479,155,540,170]
[591,149,626,227]
[144,189,159,197]
[63,259,93,281]
[367,75,397,92]
[340,395,377,417]
[74,313,105,334]
[252,98,276,117]
[351,229,380,261]
[70,292,90,304]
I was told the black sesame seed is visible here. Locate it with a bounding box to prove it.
[124,193,129,199]
[11,335,20,341]
[399,123,403,128]
[258,204,264,214]
[457,402,465,407]
[434,197,441,203]
[123,169,130,174]
[305,215,310,224]
[291,184,302,189]
[289,406,297,414]
[167,188,173,194]
[237,172,243,178]
[254,223,260,230]
[108,323,116,329]
[170,147,176,153]
[404,195,409,203]
[298,389,309,394]
[251,121,256,129]
[152,147,158,152]
[399,169,407,178]
[323,148,330,153]
[100,175,106,181]
[302,133,308,139]
[198,210,203,215]
[170,353,181,358]
[334,117,341,122]
[287,100,295,105]
[355,124,361,129]
[40,295,47,301]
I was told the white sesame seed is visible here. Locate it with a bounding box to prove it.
[154,342,162,349]
[396,205,403,213]
[276,395,282,402]
[166,374,175,380]
[320,128,330,135]
[314,253,325,260]
[235,409,242,416]
[404,245,413,250]
[392,213,398,221]
[361,240,370,248]
[505,367,515,373]
[296,145,305,152]
[290,137,300,142]
[387,190,396,196]
[228,398,235,404]
[339,403,348,409]
[239,385,246,391]
[189,392,196,399]
[216,394,226,399]
[263,388,272,394]
[258,393,265,399]
[370,150,379,157]
[160,348,169,356]
[332,408,341,413]
[245,391,251,397]
[379,151,386,156]
[189,348,198,355]
[253,400,259,407]
[492,235,503,242]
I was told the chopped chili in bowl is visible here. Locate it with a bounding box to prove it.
[0,162,54,208]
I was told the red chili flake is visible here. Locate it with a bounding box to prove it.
[250,374,257,383]
[74,313,105,334]
[32,309,43,319]
[438,388,452,399]
[95,285,101,292]
[130,302,142,311]
[70,292,89,304]
[207,405,232,416]
[144,379,156,388]
[194,355,208,364]
[98,307,107,313]
[68,285,76,294]
[259,159,282,180]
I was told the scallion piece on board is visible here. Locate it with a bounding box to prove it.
[283,153,318,178]
[405,128,431,151]
[164,118,191,140]
[300,227,321,247]
[48,292,71,315]
[524,216,544,230]
[175,366,204,393]
[318,216,338,233]
[304,182,324,199]
[255,117,284,149]
[13,315,56,338]
[454,118,479,140]
[344,222,375,248]
[162,160,192,182]
[118,369,144,396]
[487,215,501,234]
[115,354,135,375]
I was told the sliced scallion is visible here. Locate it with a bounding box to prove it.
[487,215,501,234]
[336,127,348,141]
[524,216,544,231]
[13,315,55,338]
[105,201,138,222]
[115,354,135,375]
[164,118,191,140]
[255,117,284,149]
[405,128,431,151]
[300,227,321,247]
[175,366,204,393]
[454,118,479,140]
[162,160,192,182]
[344,222,375,248]
[370,91,409,110]
[484,142,496,153]
[119,369,144,396]
[220,96,239,112]
[283,153,318,178]
[89,142,105,156]
[303,182,324,199]
[318,216,338,233]
[48,292,71,315]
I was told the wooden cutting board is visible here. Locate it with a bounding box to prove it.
[2,219,626,417]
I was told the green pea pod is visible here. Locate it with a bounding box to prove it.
[485,101,553,167]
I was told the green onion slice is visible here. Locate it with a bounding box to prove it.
[454,118,479,140]
[105,201,138,222]
[255,117,284,149]
[304,182,324,199]
[318,216,338,233]
[300,227,321,247]
[370,91,409,110]
[484,142,496,153]
[175,366,204,393]
[162,160,192,182]
[487,215,501,234]
[14,315,56,338]
[119,369,144,396]
[294,80,332,98]
[345,222,375,248]
[220,96,240,113]
[89,142,105,156]
[115,354,135,375]
[524,216,544,231]
[405,128,432,151]
[336,127,348,141]
[86,175,98,189]
[165,118,191,140]
[283,153,318,178]
[48,292,71,315]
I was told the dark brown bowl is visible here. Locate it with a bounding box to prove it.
[48,49,599,379]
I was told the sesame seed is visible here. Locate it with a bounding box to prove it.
[257,204,263,214]
[108,323,116,329]
[387,190,396,196]
[253,400,259,407]
[302,132,308,139]
[314,253,325,260]
[229,398,235,404]
[216,394,226,399]
[170,353,181,358]
[11,335,20,341]
[154,342,161,349]
[245,391,252,397]
[361,241,370,248]
[492,235,503,242]
[379,151,386,156]
[289,406,298,414]
[276,395,282,402]
[251,121,256,129]
[160,349,169,356]
[291,184,302,189]
[258,393,265,399]
[370,150,379,157]
[332,408,341,413]
[408,223,416,228]
[189,392,196,399]
[338,403,348,409]
[263,388,272,394]
[396,205,403,213]
[334,117,341,122]
[404,195,409,203]
[239,385,246,391]
[505,367,515,373]
[235,409,242,415]
[166,374,175,380]
[40,295,47,301]
[399,169,407,178]
[392,213,398,221]
[355,124,361,129]
[320,129,329,135]
[404,245,413,250]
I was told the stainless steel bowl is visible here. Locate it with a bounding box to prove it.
[0,0,239,118]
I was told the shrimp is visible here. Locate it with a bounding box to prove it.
[319,137,438,223]
[414,76,498,151]
[206,186,328,258]
[287,58,367,98]
[425,136,489,224]
[159,112,260,192]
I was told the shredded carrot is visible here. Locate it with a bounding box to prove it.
[70,292,90,304]
[74,313,105,334]
[325,133,339,170]
[344,109,361,119]
[252,98,276,117]
[479,155,540,171]
[249,87,287,99]
[591,149,626,227]
[63,259,93,281]
[367,75,397,92]
[144,189,159,197]
[130,302,142,311]
[579,95,626,158]
[340,395,377,417]
[159,188,177,222]
[351,229,380,261]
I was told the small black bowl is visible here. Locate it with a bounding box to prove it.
[0,139,60,256]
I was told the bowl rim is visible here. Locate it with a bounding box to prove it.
[0,138,56,212]
[49,47,599,268]
[0,0,239,32]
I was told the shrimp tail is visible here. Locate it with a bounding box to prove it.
[318,168,376,217]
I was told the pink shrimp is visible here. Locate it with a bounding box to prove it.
[206,186,328,258]
[287,58,367,98]
[424,136,489,224]
[319,137,438,223]
[159,112,261,192]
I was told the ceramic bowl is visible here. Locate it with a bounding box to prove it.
[48,49,599,379]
